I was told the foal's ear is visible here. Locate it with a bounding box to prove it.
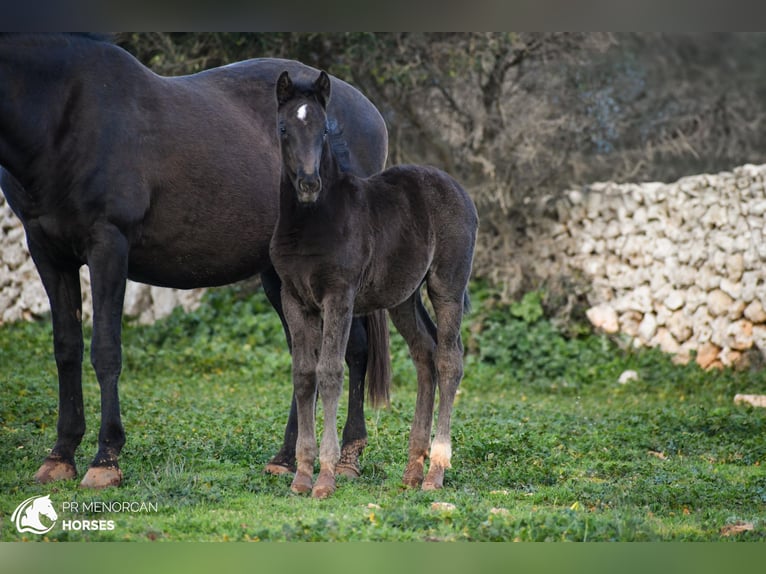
[314,71,331,109]
[276,71,294,106]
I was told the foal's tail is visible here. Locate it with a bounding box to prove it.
[366,309,391,408]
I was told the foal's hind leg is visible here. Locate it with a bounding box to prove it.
[388,293,437,488]
[422,291,466,490]
[27,240,85,484]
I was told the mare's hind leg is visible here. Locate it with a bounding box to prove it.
[388,292,437,488]
[422,286,467,490]
[336,316,369,478]
[260,268,298,474]
[261,267,369,477]
[27,239,85,483]
[79,223,130,488]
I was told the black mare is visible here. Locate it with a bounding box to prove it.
[0,34,390,488]
[270,71,478,498]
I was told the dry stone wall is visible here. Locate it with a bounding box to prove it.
[533,163,766,369]
[0,191,204,325]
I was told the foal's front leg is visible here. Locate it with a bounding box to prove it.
[282,292,322,494]
[312,294,355,499]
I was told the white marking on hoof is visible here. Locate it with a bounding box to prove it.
[429,439,452,469]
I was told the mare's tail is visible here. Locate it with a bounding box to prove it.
[366,309,391,408]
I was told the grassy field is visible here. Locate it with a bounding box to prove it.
[1,283,765,541]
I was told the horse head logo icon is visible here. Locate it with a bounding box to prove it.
[11,495,58,534]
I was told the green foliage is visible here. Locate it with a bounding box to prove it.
[1,284,765,541]
[509,290,544,324]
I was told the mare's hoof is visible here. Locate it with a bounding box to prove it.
[35,458,77,483]
[264,452,296,475]
[335,463,361,479]
[79,466,122,489]
[311,470,336,499]
[336,439,366,478]
[264,462,294,476]
[290,471,313,494]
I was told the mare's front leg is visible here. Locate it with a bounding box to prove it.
[79,223,129,488]
[312,294,355,499]
[27,238,85,484]
[281,291,322,494]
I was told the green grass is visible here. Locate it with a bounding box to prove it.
[1,283,765,541]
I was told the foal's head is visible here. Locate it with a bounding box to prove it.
[276,70,332,204]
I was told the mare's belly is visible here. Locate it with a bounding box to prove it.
[127,210,274,289]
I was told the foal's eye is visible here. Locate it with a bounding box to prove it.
[279,124,286,135]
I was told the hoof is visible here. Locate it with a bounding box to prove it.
[335,462,361,479]
[35,458,77,483]
[79,466,122,489]
[290,471,313,494]
[311,469,336,499]
[422,479,444,491]
[422,465,445,491]
[402,461,424,488]
[336,439,366,478]
[264,462,294,476]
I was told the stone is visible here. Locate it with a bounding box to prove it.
[619,311,643,337]
[692,307,714,343]
[668,310,692,343]
[707,289,734,317]
[696,342,721,369]
[726,320,754,351]
[618,370,639,385]
[734,394,766,408]
[744,300,766,324]
[719,278,742,300]
[726,253,745,283]
[653,328,680,354]
[664,290,685,311]
[586,304,619,334]
[638,312,658,342]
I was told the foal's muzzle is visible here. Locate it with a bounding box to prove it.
[296,174,322,203]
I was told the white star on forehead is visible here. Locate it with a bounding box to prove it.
[296,104,308,122]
